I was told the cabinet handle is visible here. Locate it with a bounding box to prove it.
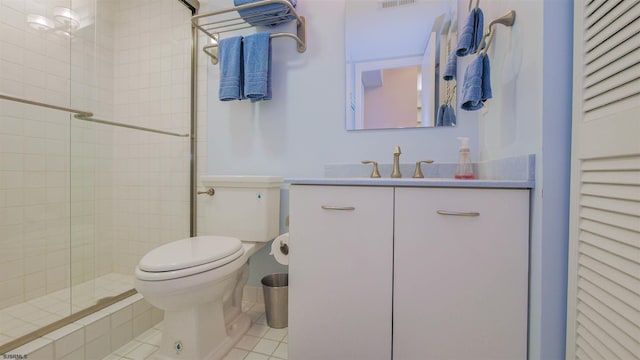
[321,205,356,211]
[437,210,480,217]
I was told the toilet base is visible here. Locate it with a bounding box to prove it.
[149,305,251,360]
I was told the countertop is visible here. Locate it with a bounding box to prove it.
[286,177,534,189]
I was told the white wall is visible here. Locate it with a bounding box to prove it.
[538,1,572,358]
[475,0,573,359]
[206,0,478,177]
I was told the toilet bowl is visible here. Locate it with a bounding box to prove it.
[134,176,283,360]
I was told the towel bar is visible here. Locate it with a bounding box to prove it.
[192,0,307,64]
[477,10,516,55]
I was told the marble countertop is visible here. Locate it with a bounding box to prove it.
[286,177,534,189]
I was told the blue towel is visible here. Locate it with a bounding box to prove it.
[456,8,484,56]
[443,51,457,81]
[461,53,492,110]
[234,0,297,27]
[436,104,456,126]
[436,104,446,127]
[481,53,492,103]
[218,36,244,101]
[442,104,456,126]
[243,32,272,102]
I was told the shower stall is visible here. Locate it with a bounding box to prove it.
[0,0,205,352]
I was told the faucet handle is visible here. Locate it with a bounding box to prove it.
[362,160,381,178]
[412,160,434,178]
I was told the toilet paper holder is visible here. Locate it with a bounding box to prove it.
[271,233,290,265]
[279,240,289,255]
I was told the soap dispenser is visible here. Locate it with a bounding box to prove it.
[455,137,475,179]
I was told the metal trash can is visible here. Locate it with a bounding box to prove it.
[261,273,288,328]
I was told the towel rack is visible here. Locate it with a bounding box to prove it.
[477,10,516,55]
[468,0,480,12]
[192,0,306,65]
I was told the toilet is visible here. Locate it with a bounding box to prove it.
[135,175,283,360]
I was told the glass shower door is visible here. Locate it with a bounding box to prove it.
[0,0,75,347]
[0,0,194,351]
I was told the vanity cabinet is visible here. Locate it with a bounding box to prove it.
[288,184,529,360]
[288,185,394,360]
[393,187,529,360]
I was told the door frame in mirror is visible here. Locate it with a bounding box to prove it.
[347,56,424,130]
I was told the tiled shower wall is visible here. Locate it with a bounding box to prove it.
[70,0,116,287]
[1,0,81,310]
[0,0,207,314]
[110,0,198,275]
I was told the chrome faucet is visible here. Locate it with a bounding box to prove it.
[391,145,402,178]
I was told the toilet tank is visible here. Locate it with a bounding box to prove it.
[199,175,283,242]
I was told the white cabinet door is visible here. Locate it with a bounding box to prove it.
[394,187,529,360]
[289,185,394,360]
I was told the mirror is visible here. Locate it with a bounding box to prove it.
[345,0,458,130]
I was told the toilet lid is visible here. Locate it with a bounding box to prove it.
[138,236,243,272]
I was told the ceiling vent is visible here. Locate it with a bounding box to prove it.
[380,0,416,9]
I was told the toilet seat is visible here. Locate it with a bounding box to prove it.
[135,236,244,281]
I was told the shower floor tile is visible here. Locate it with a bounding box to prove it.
[0,273,134,347]
[104,302,288,360]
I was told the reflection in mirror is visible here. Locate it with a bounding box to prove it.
[345,0,457,130]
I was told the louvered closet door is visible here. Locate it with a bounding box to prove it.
[566,1,640,359]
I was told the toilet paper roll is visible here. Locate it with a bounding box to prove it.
[270,233,289,265]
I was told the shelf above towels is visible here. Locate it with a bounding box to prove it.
[192,0,307,65]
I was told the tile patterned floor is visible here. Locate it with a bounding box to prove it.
[103,302,288,360]
[0,273,134,347]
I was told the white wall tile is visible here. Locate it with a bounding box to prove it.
[58,346,84,360]
[85,335,111,360]
[132,309,152,338]
[110,306,132,328]
[44,324,84,359]
[12,337,54,360]
[132,299,151,317]
[83,314,110,342]
[151,307,164,325]
[110,320,133,352]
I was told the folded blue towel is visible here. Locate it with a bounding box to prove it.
[243,32,272,102]
[461,53,492,110]
[456,8,484,56]
[443,51,457,81]
[234,0,297,27]
[218,36,244,101]
[251,35,272,102]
